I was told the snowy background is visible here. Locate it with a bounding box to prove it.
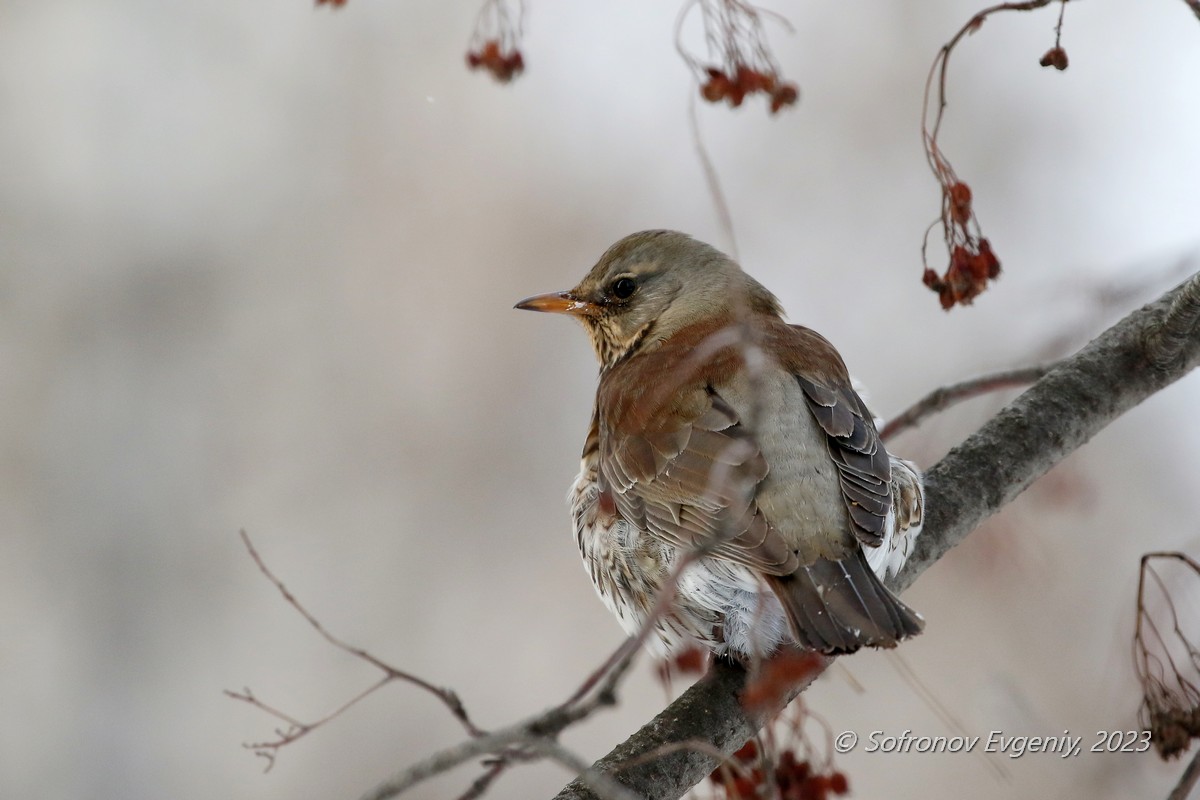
[2,1,1199,798]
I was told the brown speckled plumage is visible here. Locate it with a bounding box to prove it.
[518,231,924,658]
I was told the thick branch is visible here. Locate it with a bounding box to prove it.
[554,272,1200,800]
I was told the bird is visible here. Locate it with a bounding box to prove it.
[516,230,924,660]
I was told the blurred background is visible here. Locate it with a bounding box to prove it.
[2,0,1199,798]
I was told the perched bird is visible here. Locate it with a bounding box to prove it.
[516,231,924,659]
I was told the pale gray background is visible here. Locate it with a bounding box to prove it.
[2,1,1199,798]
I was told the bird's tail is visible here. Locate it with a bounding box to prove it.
[765,550,924,654]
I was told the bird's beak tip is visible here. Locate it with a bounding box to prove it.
[514,291,595,316]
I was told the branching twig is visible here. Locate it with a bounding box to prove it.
[228,531,483,768]
[239,311,778,793]
[920,0,1062,308]
[527,740,644,800]
[1134,550,1200,759]
[880,365,1052,440]
[922,0,1063,173]
[456,760,507,800]
[357,664,636,800]
[358,412,757,799]
[225,677,394,770]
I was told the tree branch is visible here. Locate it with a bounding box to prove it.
[553,270,1200,800]
[879,365,1051,440]
[1167,747,1200,800]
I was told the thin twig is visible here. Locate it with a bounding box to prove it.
[360,704,595,800]
[356,528,720,799]
[1167,747,1200,800]
[688,94,738,260]
[229,531,484,767]
[923,1,1058,162]
[455,761,507,800]
[615,738,753,778]
[225,675,392,762]
[880,365,1051,440]
[361,722,541,800]
[1052,0,1067,49]
[529,740,644,800]
[884,651,1010,781]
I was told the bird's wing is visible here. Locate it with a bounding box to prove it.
[598,353,801,576]
[782,324,892,549]
[792,374,891,548]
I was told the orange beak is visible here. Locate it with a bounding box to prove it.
[514,291,599,317]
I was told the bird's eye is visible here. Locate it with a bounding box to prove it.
[610,277,637,300]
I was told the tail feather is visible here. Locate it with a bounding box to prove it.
[766,550,923,654]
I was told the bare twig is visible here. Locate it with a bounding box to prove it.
[1134,550,1200,759]
[880,365,1051,440]
[225,677,393,768]
[244,313,775,794]
[357,649,641,800]
[360,719,544,800]
[528,740,644,800]
[615,737,754,778]
[920,0,1060,308]
[884,651,1010,781]
[922,1,1058,171]
[1167,747,1200,800]
[229,531,483,768]
[357,435,750,800]
[455,761,507,800]
[688,94,738,260]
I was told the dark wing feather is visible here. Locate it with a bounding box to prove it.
[794,376,891,548]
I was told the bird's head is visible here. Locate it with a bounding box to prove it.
[516,230,782,368]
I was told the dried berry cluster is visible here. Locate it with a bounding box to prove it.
[711,741,850,800]
[1039,46,1069,70]
[466,40,525,83]
[917,0,1086,309]
[465,0,525,83]
[740,651,823,712]
[1145,702,1200,759]
[922,180,1002,310]
[679,0,800,116]
[1133,552,1200,760]
[655,645,709,685]
[701,64,798,113]
[654,649,843,800]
